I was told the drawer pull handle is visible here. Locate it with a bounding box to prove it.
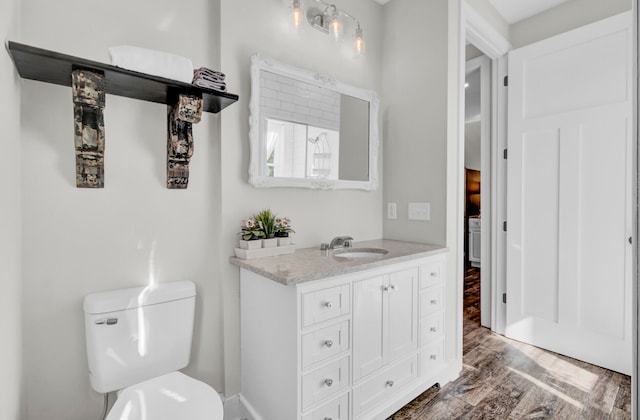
[386,380,394,387]
[324,339,334,348]
[324,378,334,387]
[324,418,333,420]
[324,301,333,309]
[430,327,437,332]
[430,299,438,305]
[430,354,437,360]
[430,272,438,277]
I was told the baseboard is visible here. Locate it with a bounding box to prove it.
[222,394,239,420]
[238,393,262,420]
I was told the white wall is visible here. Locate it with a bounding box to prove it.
[0,0,23,419]
[19,1,223,419]
[220,0,384,395]
[510,0,632,48]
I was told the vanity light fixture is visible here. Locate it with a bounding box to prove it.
[293,0,364,55]
[292,0,302,29]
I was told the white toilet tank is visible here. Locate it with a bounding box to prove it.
[83,281,196,393]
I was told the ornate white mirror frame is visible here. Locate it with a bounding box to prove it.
[248,54,379,190]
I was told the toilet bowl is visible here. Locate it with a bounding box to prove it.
[106,372,223,420]
[83,281,223,420]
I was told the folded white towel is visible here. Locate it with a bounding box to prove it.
[108,45,194,84]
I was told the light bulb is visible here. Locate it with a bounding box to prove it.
[292,0,302,29]
[329,13,341,40]
[355,25,364,55]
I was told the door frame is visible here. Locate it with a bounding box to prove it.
[464,3,511,334]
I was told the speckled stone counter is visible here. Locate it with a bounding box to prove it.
[228,238,447,286]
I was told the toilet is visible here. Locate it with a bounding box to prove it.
[83,281,223,420]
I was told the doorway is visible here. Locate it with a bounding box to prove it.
[463,48,492,331]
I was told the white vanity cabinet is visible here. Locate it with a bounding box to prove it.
[238,249,450,420]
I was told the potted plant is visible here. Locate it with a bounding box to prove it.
[274,216,295,246]
[254,209,278,248]
[238,217,265,250]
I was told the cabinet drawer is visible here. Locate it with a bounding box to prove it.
[302,320,350,370]
[419,287,443,317]
[420,260,444,289]
[420,339,444,376]
[419,312,443,346]
[353,356,418,418]
[302,392,350,420]
[302,356,350,411]
[302,285,350,328]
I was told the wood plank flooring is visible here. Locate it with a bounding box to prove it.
[388,268,631,419]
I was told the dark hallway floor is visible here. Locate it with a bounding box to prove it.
[387,268,631,419]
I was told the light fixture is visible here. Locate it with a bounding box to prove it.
[354,23,364,55]
[293,0,364,54]
[292,0,302,29]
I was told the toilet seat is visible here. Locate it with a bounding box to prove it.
[106,371,223,420]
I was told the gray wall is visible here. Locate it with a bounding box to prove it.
[20,0,223,418]
[382,0,449,244]
[0,0,23,419]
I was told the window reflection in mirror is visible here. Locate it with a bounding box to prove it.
[265,119,340,180]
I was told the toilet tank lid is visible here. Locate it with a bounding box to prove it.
[84,281,196,315]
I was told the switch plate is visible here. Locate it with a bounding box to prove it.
[387,202,397,220]
[408,202,430,221]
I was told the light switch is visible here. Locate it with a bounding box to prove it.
[408,202,430,221]
[387,202,397,220]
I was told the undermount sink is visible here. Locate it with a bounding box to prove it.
[333,248,389,259]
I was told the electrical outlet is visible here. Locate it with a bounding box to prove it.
[408,202,430,221]
[387,202,397,220]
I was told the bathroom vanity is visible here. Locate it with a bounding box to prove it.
[230,239,453,420]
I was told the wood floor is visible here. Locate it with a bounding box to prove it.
[388,268,632,420]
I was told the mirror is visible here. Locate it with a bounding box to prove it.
[249,54,379,190]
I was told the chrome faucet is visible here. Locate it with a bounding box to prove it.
[328,236,354,250]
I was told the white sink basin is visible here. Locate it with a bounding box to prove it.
[333,248,389,259]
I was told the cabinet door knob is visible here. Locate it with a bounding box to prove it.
[324,378,334,387]
[324,301,333,309]
[391,284,399,292]
[430,272,438,277]
[430,326,437,332]
[430,299,438,305]
[386,380,394,387]
[430,354,437,360]
[324,339,334,348]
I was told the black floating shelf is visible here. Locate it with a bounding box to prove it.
[7,41,238,114]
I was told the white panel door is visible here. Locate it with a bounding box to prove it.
[506,12,632,374]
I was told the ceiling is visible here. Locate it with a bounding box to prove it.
[372,0,571,24]
[489,0,570,24]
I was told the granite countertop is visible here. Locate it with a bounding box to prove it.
[228,238,447,286]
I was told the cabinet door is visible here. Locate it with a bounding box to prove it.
[387,268,418,363]
[353,275,385,382]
